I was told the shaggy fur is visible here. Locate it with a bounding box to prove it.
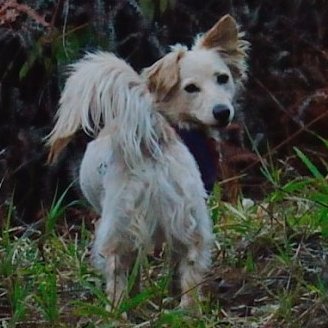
[46,15,248,311]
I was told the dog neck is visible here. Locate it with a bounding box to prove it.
[174,125,219,194]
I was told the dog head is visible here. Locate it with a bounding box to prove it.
[143,15,249,128]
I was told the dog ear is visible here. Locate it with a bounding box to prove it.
[194,15,249,81]
[143,50,184,101]
[196,15,239,52]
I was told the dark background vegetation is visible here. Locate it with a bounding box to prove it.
[0,0,327,224]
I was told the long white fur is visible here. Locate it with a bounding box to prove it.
[46,14,249,313]
[75,54,212,309]
[47,52,162,168]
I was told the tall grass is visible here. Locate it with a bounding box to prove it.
[0,138,327,326]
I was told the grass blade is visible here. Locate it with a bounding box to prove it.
[294,147,324,179]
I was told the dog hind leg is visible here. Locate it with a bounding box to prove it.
[93,177,154,311]
[178,242,210,310]
[92,209,135,311]
[104,252,132,311]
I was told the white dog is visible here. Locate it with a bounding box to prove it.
[46,15,248,311]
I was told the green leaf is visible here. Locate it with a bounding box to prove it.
[282,178,312,193]
[119,288,155,313]
[294,147,324,179]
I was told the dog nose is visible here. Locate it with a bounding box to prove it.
[212,105,231,127]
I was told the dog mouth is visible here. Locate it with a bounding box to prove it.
[179,113,204,125]
[216,119,231,128]
[178,113,231,129]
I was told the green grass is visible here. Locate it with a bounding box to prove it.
[1,147,328,327]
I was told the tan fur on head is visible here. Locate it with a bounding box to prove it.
[142,49,185,102]
[193,14,249,82]
[140,15,249,128]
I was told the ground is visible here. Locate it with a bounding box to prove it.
[1,158,328,327]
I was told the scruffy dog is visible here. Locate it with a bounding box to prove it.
[47,15,248,311]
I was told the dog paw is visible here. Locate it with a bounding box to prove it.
[179,295,202,316]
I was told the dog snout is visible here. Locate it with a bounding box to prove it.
[212,105,231,127]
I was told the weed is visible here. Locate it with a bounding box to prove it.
[45,183,79,235]
[1,139,328,326]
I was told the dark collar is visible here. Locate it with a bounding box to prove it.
[174,126,219,194]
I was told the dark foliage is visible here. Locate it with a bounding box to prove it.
[0,0,327,223]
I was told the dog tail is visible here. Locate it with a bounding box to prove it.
[46,52,162,166]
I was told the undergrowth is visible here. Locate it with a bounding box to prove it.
[0,146,327,327]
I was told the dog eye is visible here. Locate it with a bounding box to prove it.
[184,84,200,93]
[216,74,229,84]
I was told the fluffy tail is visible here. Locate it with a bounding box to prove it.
[46,52,161,166]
